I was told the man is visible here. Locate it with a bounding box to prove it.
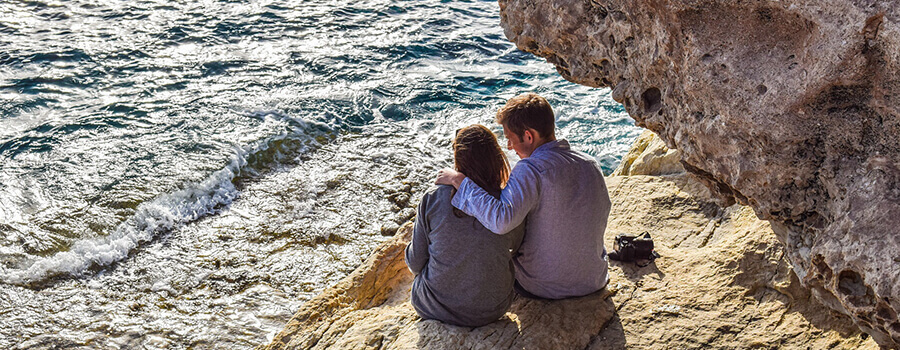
[436,93,611,299]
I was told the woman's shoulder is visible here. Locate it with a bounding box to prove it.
[424,184,455,199]
[417,185,455,210]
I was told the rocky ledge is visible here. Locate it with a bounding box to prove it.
[499,0,900,346]
[261,132,874,349]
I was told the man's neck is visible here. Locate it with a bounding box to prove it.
[532,136,557,150]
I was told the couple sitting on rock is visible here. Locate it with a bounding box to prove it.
[405,93,612,327]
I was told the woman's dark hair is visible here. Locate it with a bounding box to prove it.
[452,125,510,217]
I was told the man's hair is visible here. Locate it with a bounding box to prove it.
[495,93,555,140]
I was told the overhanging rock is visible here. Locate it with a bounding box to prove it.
[499,0,900,346]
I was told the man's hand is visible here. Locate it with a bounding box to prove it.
[435,167,465,189]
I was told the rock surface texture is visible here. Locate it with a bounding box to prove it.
[499,0,900,346]
[262,133,874,349]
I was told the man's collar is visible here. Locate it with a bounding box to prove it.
[532,139,568,156]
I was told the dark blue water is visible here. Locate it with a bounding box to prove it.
[0,0,639,348]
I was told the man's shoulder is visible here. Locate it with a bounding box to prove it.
[521,147,600,174]
[510,158,542,176]
[568,148,602,167]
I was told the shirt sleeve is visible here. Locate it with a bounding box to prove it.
[404,193,430,275]
[451,162,541,234]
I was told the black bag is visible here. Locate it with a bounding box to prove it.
[608,232,659,266]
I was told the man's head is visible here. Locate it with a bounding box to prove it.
[495,93,556,158]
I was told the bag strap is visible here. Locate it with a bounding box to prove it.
[635,252,660,267]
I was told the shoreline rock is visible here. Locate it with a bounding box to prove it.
[261,133,874,349]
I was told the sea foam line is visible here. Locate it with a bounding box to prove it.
[1,119,331,286]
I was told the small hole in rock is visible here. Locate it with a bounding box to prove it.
[839,270,875,307]
[877,303,897,320]
[641,87,662,114]
[600,58,611,71]
[838,271,866,296]
[757,84,768,95]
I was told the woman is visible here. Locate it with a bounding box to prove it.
[405,124,525,327]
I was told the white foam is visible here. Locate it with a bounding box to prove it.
[1,160,240,285]
[0,122,330,286]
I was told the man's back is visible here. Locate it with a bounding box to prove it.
[513,140,610,299]
[452,139,611,299]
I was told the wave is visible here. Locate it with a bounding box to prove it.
[0,117,334,287]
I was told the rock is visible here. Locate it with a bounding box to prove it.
[262,171,874,349]
[385,183,414,209]
[262,224,415,350]
[601,174,872,349]
[380,222,400,237]
[499,0,900,345]
[389,193,410,208]
[394,208,416,225]
[612,130,684,176]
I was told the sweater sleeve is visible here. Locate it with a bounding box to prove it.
[451,162,541,234]
[405,192,430,275]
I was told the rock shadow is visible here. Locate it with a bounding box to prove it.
[609,260,666,282]
[730,241,869,341]
[588,313,627,350]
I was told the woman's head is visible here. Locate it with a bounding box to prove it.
[453,124,510,193]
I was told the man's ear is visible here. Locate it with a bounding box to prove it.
[523,129,534,143]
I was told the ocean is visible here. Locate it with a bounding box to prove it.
[0,0,640,348]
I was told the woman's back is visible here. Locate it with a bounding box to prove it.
[405,185,524,327]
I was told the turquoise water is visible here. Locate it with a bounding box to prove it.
[0,0,639,348]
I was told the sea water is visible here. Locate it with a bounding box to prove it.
[0,0,640,348]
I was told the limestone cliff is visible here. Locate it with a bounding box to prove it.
[499,0,900,346]
[261,132,874,349]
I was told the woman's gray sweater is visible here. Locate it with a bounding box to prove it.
[405,185,524,327]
